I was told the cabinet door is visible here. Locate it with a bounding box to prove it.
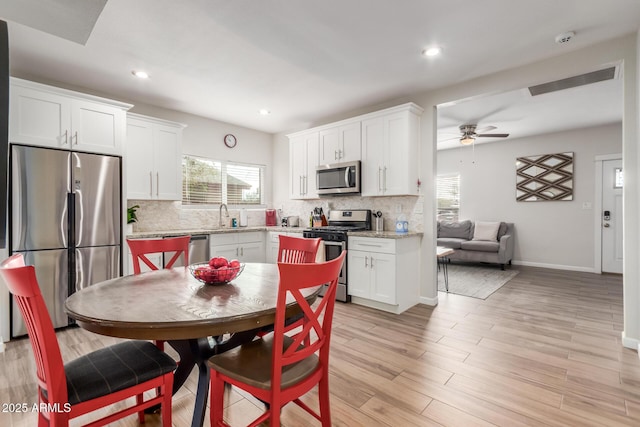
[339,121,361,162]
[210,244,240,260]
[318,128,339,164]
[304,133,319,198]
[382,112,410,196]
[239,241,265,263]
[289,132,318,199]
[347,250,370,298]
[154,124,182,200]
[360,117,384,196]
[9,85,71,148]
[289,136,307,199]
[126,119,155,199]
[319,122,361,164]
[72,99,123,155]
[370,253,396,304]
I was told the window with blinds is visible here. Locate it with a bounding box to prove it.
[437,174,460,221]
[182,155,264,206]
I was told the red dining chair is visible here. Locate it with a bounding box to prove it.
[277,235,321,263]
[207,251,346,427]
[0,253,176,427]
[255,235,322,340]
[127,235,190,351]
[127,235,191,275]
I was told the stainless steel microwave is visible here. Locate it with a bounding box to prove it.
[316,161,360,195]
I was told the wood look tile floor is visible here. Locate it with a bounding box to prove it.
[1,266,639,426]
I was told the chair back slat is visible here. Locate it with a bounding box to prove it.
[272,252,345,380]
[277,235,321,264]
[127,235,191,274]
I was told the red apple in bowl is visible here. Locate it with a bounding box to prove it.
[209,256,229,269]
[229,259,241,269]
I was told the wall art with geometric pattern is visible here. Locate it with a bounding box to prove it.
[515,152,573,202]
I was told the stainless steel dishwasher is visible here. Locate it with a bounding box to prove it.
[164,234,210,267]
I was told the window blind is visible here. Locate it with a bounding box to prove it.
[437,174,460,221]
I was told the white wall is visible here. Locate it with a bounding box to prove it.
[438,123,622,271]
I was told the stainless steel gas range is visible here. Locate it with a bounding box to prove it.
[303,209,372,302]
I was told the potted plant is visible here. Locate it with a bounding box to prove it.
[126,205,139,234]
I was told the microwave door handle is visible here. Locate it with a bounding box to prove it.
[345,167,350,187]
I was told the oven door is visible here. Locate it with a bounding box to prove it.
[321,240,349,302]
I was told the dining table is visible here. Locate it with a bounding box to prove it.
[64,263,321,427]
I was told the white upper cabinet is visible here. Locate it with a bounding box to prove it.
[361,103,423,197]
[289,131,319,199]
[126,114,185,200]
[9,78,131,155]
[318,120,361,164]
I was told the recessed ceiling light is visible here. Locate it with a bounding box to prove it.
[422,47,441,57]
[131,70,149,79]
[259,109,271,116]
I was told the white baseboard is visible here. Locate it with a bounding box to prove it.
[0,338,5,353]
[621,331,640,352]
[512,260,595,273]
[419,296,438,306]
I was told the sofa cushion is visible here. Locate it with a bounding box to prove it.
[436,238,466,249]
[461,240,500,252]
[439,220,472,239]
[473,221,501,241]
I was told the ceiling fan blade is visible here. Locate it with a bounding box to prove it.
[477,133,509,138]
[475,125,496,134]
[438,135,461,142]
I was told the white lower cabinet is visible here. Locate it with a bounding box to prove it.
[210,232,265,263]
[347,235,420,314]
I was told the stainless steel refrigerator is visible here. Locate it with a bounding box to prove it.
[10,145,121,337]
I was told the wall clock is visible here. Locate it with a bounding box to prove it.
[224,134,237,148]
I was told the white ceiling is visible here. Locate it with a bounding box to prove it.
[0,0,638,138]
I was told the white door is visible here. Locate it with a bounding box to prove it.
[602,159,623,273]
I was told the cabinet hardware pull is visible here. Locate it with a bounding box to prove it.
[370,257,374,268]
[383,167,387,192]
[338,149,343,159]
[334,150,338,160]
[364,256,368,267]
[378,167,382,192]
[236,247,239,256]
[241,247,244,256]
[73,131,78,145]
[149,172,153,197]
[62,130,68,145]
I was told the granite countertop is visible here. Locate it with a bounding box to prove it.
[127,226,306,239]
[127,227,421,240]
[348,230,423,239]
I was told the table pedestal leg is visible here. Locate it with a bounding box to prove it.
[163,330,261,427]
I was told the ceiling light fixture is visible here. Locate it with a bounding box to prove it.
[131,70,149,79]
[460,135,475,145]
[422,46,441,57]
[258,109,271,116]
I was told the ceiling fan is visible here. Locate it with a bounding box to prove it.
[457,124,509,145]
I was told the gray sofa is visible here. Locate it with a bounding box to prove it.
[437,220,514,270]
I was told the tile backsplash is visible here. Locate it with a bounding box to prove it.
[129,195,424,233]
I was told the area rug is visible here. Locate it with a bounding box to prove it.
[438,264,519,299]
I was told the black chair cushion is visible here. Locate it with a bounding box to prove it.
[63,340,177,405]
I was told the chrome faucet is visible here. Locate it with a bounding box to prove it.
[219,203,229,227]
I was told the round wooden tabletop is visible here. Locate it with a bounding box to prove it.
[65,263,320,341]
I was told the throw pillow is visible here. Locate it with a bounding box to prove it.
[472,221,501,241]
[439,220,472,239]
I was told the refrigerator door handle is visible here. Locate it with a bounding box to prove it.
[67,192,76,248]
